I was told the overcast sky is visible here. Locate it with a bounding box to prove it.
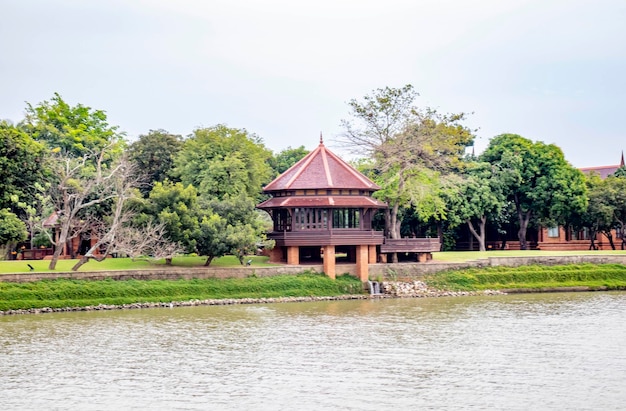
[2,0,625,167]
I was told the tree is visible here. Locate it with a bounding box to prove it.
[70,157,145,271]
[0,121,48,217]
[22,93,125,158]
[127,129,183,196]
[204,193,267,265]
[111,222,183,261]
[445,162,505,251]
[0,209,28,259]
[578,174,626,250]
[609,176,626,249]
[45,148,132,270]
[339,85,474,248]
[144,181,201,258]
[172,125,273,201]
[481,134,588,250]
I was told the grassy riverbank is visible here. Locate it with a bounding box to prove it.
[0,272,364,312]
[3,263,626,313]
[424,263,626,291]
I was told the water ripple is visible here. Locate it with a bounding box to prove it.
[1,292,625,410]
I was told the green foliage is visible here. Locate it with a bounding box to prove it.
[146,181,200,253]
[443,161,506,250]
[202,194,267,265]
[22,93,125,159]
[576,174,626,249]
[0,121,49,217]
[480,134,588,249]
[127,129,183,196]
[341,85,474,238]
[172,125,273,201]
[0,208,28,245]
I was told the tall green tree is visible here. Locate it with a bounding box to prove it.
[18,95,130,269]
[578,174,626,250]
[340,85,474,247]
[22,93,125,159]
[127,129,183,196]
[444,162,506,251]
[0,121,48,217]
[481,134,588,249]
[145,181,201,256]
[172,125,273,201]
[0,208,28,259]
[204,193,267,265]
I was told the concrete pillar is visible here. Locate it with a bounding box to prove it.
[356,244,369,282]
[323,245,336,279]
[368,245,377,264]
[287,246,299,265]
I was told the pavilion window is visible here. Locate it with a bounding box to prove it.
[332,209,360,229]
[294,208,328,230]
[275,209,292,231]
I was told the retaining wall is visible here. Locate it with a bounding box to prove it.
[2,255,626,283]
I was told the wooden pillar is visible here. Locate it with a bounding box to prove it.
[287,246,299,265]
[356,244,369,282]
[368,245,377,264]
[323,245,335,279]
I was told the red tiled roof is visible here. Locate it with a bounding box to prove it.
[257,195,387,209]
[263,138,380,192]
[42,212,59,227]
[579,152,624,179]
[580,165,621,180]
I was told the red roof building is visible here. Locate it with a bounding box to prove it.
[257,137,386,280]
[579,152,625,179]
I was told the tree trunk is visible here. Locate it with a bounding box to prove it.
[467,216,487,252]
[389,202,400,263]
[588,228,598,250]
[606,232,616,250]
[516,207,531,250]
[165,257,172,265]
[437,223,444,251]
[204,256,214,266]
[72,256,90,271]
[48,226,70,270]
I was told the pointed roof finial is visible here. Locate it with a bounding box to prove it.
[320,132,324,145]
[621,150,624,167]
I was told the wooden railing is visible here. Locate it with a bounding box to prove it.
[20,248,55,260]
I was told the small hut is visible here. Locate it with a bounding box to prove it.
[257,137,386,281]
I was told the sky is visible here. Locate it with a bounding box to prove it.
[1,0,625,168]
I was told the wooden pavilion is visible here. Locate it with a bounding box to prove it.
[257,137,387,281]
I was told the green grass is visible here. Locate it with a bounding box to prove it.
[424,263,626,291]
[0,255,276,274]
[430,250,626,263]
[0,272,364,311]
[6,250,626,274]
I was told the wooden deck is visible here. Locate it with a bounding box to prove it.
[379,238,440,253]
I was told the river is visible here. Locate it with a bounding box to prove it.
[1,291,625,410]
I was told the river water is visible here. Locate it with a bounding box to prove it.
[1,292,625,410]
